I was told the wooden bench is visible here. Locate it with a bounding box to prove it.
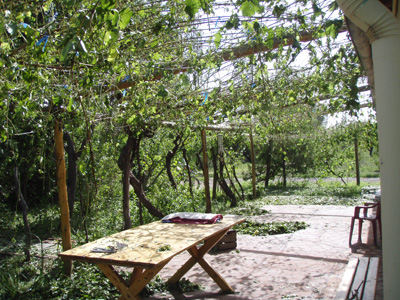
[335,257,380,300]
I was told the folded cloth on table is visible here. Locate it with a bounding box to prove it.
[161,212,223,224]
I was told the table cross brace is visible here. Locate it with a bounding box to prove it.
[98,262,168,300]
[167,227,234,293]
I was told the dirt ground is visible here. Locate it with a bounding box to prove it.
[143,205,383,300]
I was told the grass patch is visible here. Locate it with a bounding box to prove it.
[257,181,371,206]
[259,195,361,206]
[234,220,309,236]
[227,202,270,216]
[140,276,203,297]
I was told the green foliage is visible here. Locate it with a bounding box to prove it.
[251,118,379,186]
[0,1,378,296]
[228,202,270,216]
[240,1,264,17]
[140,276,203,297]
[260,181,364,206]
[0,254,201,300]
[0,177,373,298]
[149,182,206,214]
[0,257,121,300]
[235,220,309,236]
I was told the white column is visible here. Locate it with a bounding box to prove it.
[335,0,400,297]
[373,35,400,299]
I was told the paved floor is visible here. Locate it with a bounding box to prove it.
[143,205,383,300]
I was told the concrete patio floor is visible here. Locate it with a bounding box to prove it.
[143,205,383,300]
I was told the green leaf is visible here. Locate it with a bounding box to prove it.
[272,5,286,18]
[185,0,200,19]
[119,7,133,29]
[78,161,86,174]
[67,97,73,112]
[0,42,11,51]
[265,28,275,49]
[150,40,158,48]
[60,38,74,62]
[181,74,190,86]
[52,96,61,106]
[152,21,164,35]
[107,48,119,62]
[43,0,53,12]
[20,24,37,41]
[152,52,161,60]
[106,11,119,26]
[157,85,168,98]
[104,29,118,45]
[214,32,222,49]
[329,1,339,11]
[253,21,260,33]
[101,0,116,10]
[312,2,322,17]
[225,20,233,30]
[240,1,256,17]
[225,14,240,30]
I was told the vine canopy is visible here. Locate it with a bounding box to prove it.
[1,0,368,140]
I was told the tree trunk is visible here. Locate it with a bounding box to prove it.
[166,134,181,189]
[63,132,77,218]
[354,137,360,186]
[182,148,193,198]
[232,164,244,201]
[282,149,287,188]
[218,177,238,207]
[201,129,212,213]
[78,175,89,243]
[129,172,164,219]
[218,151,238,207]
[119,134,134,229]
[63,131,87,218]
[118,131,164,221]
[211,147,218,201]
[14,166,31,262]
[249,132,257,198]
[196,149,204,171]
[222,157,240,206]
[265,139,272,188]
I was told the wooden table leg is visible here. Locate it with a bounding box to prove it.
[197,255,233,292]
[98,264,139,300]
[122,264,166,299]
[98,262,168,300]
[167,227,234,293]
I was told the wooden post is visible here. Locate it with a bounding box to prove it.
[201,129,212,213]
[282,148,287,188]
[355,137,360,186]
[55,120,73,276]
[265,139,272,188]
[250,132,257,199]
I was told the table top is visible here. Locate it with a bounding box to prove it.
[59,216,245,268]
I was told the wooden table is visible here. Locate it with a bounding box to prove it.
[59,216,245,300]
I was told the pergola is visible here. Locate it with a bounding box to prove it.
[31,0,397,298]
